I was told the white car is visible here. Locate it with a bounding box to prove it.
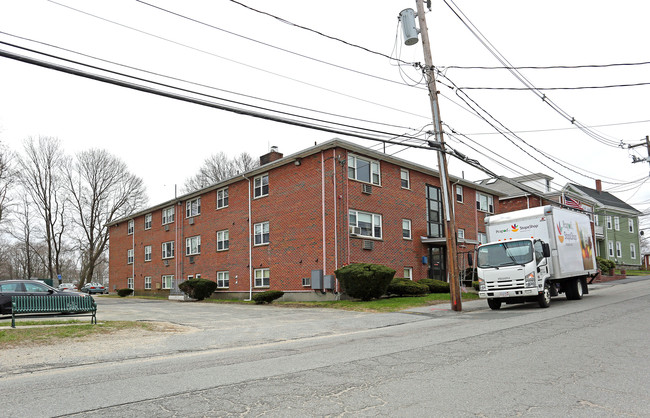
[58,283,79,292]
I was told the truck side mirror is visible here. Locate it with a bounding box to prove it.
[542,243,551,258]
[467,252,473,267]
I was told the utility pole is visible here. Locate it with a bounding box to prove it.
[401,0,462,311]
[630,136,650,176]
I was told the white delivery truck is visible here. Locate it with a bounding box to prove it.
[477,205,597,309]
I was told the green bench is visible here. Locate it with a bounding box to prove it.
[11,295,97,328]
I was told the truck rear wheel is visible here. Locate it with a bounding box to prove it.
[487,298,502,310]
[538,282,551,308]
[566,277,584,300]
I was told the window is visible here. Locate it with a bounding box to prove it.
[127,220,134,235]
[217,230,229,251]
[217,271,229,288]
[144,245,152,262]
[144,277,151,290]
[254,268,270,288]
[127,249,134,264]
[614,217,620,231]
[162,206,175,225]
[127,277,134,290]
[348,154,380,185]
[402,219,412,240]
[162,241,175,259]
[608,241,614,257]
[216,187,229,209]
[616,242,622,258]
[478,232,487,244]
[400,169,410,189]
[606,216,612,229]
[254,222,270,245]
[631,243,637,259]
[186,197,201,218]
[427,185,444,238]
[595,215,599,226]
[476,192,494,213]
[186,235,201,255]
[162,275,174,290]
[144,214,152,230]
[349,210,382,239]
[403,267,413,280]
[629,218,634,233]
[254,174,269,198]
[458,229,465,240]
[456,185,463,203]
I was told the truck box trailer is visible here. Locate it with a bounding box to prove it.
[477,205,597,309]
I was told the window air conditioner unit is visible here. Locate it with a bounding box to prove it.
[362,184,373,194]
[188,217,194,225]
[362,240,374,250]
[349,226,361,235]
[189,256,195,264]
[164,224,169,231]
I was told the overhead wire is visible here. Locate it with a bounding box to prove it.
[444,61,650,70]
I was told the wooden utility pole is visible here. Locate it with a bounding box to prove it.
[414,0,462,311]
[630,135,650,176]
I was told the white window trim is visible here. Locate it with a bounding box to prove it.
[456,185,464,203]
[127,220,134,235]
[476,192,494,213]
[630,243,637,259]
[162,206,175,225]
[217,271,229,289]
[127,277,134,290]
[348,154,381,185]
[404,267,413,280]
[162,275,174,290]
[216,187,229,209]
[127,249,134,264]
[254,174,269,199]
[458,229,465,240]
[402,219,412,240]
[144,245,152,262]
[615,241,622,258]
[478,232,487,244]
[144,276,152,290]
[254,221,270,246]
[162,241,175,259]
[186,197,201,218]
[629,218,634,233]
[144,213,152,230]
[614,217,620,231]
[400,168,410,189]
[217,229,229,251]
[186,235,201,256]
[254,268,270,288]
[606,216,612,229]
[349,209,382,239]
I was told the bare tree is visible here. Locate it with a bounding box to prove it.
[183,151,258,193]
[0,143,14,226]
[66,149,146,287]
[18,136,68,283]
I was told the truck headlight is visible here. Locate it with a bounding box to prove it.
[478,278,486,291]
[525,273,536,288]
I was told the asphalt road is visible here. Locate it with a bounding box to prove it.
[2,278,649,417]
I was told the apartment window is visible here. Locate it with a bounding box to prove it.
[403,267,413,280]
[478,232,487,244]
[402,219,412,240]
[349,210,382,239]
[614,217,620,231]
[127,277,134,290]
[400,169,410,189]
[458,229,465,240]
[608,241,614,257]
[348,154,380,185]
[254,268,270,288]
[162,241,175,259]
[217,230,229,251]
[217,271,229,288]
[476,192,494,213]
[162,275,174,290]
[186,235,201,255]
[427,185,444,238]
[631,243,637,259]
[616,241,622,258]
[216,187,229,209]
[254,174,269,198]
[186,197,201,218]
[606,216,612,229]
[595,215,599,226]
[144,213,152,230]
[127,249,134,264]
[162,206,175,225]
[144,245,152,262]
[127,220,134,235]
[254,222,270,245]
[629,218,634,233]
[144,276,151,290]
[456,185,464,203]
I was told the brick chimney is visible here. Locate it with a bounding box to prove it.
[595,179,602,193]
[259,146,283,165]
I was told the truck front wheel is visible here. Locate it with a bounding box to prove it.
[487,298,502,310]
[538,282,551,308]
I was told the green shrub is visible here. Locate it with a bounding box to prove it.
[117,288,134,297]
[428,279,450,293]
[252,290,284,304]
[386,278,429,296]
[416,278,435,292]
[178,278,218,301]
[335,263,396,301]
[472,281,480,291]
[596,257,616,273]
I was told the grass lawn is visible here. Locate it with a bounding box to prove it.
[619,269,649,276]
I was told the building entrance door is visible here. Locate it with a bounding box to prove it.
[428,246,447,282]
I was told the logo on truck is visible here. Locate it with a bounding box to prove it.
[511,224,519,232]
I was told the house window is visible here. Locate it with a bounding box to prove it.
[162,275,174,290]
[254,174,269,198]
[614,217,620,231]
[629,218,634,233]
[216,188,229,209]
[162,241,175,259]
[400,169,410,189]
[349,210,382,239]
[144,245,152,262]
[254,268,270,288]
[127,249,134,264]
[404,267,413,280]
[127,277,134,290]
[186,197,201,218]
[186,235,201,255]
[217,271,229,288]
[427,185,444,238]
[456,185,463,203]
[595,215,599,226]
[254,222,270,245]
[458,229,465,240]
[144,276,151,290]
[478,232,487,244]
[476,192,494,213]
[162,206,175,225]
[616,241,622,258]
[631,243,637,259]
[144,214,152,230]
[217,230,229,251]
[127,220,134,235]
[348,154,380,185]
[606,216,612,229]
[402,219,412,240]
[608,241,614,257]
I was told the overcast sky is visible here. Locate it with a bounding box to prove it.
[0,0,648,213]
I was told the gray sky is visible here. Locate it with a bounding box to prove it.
[0,0,648,212]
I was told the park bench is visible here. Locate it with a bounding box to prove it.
[11,295,97,328]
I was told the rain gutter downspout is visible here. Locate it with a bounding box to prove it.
[244,174,252,301]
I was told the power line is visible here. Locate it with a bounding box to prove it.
[457,81,650,91]
[444,61,650,70]
[464,118,650,136]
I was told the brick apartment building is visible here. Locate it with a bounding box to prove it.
[108,139,502,300]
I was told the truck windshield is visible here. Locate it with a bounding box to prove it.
[477,241,534,268]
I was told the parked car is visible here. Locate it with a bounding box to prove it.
[58,283,78,292]
[0,279,91,315]
[81,283,107,294]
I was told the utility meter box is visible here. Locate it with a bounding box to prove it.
[311,270,323,290]
[323,275,335,290]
